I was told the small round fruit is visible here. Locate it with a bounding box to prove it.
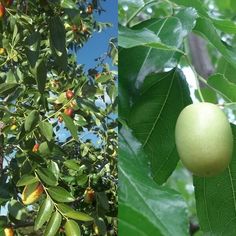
[4,227,14,236]
[32,143,40,152]
[84,187,95,204]
[66,90,74,100]
[0,48,5,55]
[64,108,74,117]
[0,4,6,18]
[86,4,93,14]
[175,102,233,177]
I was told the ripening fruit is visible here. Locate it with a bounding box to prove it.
[32,143,40,152]
[64,108,74,117]
[86,4,93,14]
[71,24,78,32]
[84,187,95,204]
[0,4,6,18]
[0,48,5,54]
[22,182,44,205]
[4,227,14,236]
[66,90,74,100]
[10,124,17,131]
[175,102,233,177]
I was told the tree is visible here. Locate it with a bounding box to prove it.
[119,0,236,235]
[0,0,117,235]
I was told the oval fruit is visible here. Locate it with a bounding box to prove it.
[0,4,6,18]
[175,102,233,177]
[66,90,74,100]
[4,227,14,236]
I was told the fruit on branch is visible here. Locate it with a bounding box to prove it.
[32,143,40,152]
[86,4,93,14]
[4,227,14,236]
[0,4,6,18]
[66,89,74,100]
[84,187,95,204]
[64,108,74,118]
[175,102,233,177]
[22,182,44,205]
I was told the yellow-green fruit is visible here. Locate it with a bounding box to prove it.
[175,102,233,177]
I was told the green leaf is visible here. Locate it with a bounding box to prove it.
[193,124,236,235]
[39,121,53,141]
[44,211,62,236]
[39,141,54,156]
[48,186,75,202]
[216,57,236,83]
[57,204,94,221]
[24,110,40,132]
[129,69,191,184]
[25,32,41,68]
[207,74,236,102]
[175,7,198,37]
[213,18,236,34]
[34,197,54,231]
[119,128,189,236]
[35,60,47,94]
[49,17,67,71]
[8,199,27,221]
[49,161,60,180]
[16,175,38,187]
[65,220,81,236]
[119,26,183,53]
[194,17,236,69]
[0,83,18,96]
[60,0,77,8]
[169,0,209,17]
[36,168,58,186]
[119,17,184,111]
[194,88,217,104]
[61,113,78,141]
[64,160,80,171]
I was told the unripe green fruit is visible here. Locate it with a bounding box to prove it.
[175,102,233,177]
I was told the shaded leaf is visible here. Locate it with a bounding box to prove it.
[24,110,40,132]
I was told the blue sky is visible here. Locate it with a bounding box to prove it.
[77,0,118,70]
